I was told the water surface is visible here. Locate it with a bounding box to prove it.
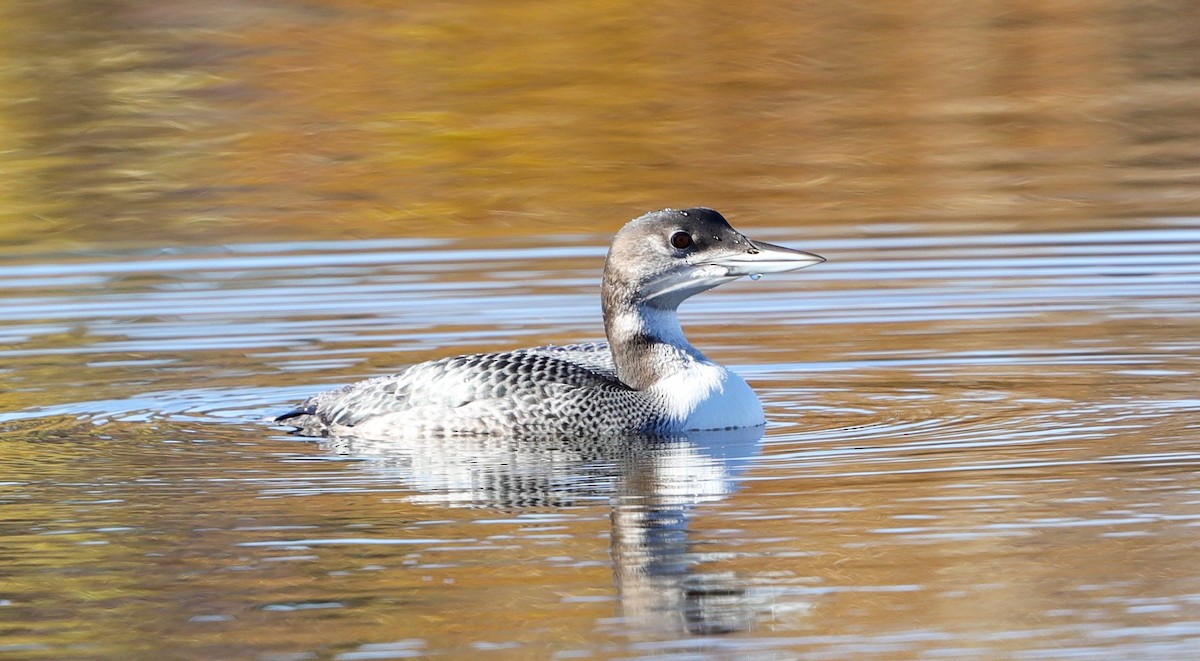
[3,1,1200,659]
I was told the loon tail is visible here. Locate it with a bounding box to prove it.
[272,405,334,437]
[274,405,316,424]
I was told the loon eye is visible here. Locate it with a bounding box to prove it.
[670,231,694,251]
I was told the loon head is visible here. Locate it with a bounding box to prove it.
[602,207,824,315]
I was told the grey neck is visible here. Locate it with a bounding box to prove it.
[602,300,706,391]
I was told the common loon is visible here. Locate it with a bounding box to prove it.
[276,208,823,437]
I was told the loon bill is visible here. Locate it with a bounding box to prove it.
[276,207,824,437]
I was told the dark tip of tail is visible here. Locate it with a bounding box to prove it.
[274,405,315,424]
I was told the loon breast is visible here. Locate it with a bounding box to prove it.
[649,362,765,431]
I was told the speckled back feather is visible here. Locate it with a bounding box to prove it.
[279,342,670,436]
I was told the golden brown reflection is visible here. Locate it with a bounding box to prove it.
[0,420,766,655]
[2,0,1200,250]
[325,427,766,634]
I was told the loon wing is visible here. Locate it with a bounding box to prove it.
[277,342,624,434]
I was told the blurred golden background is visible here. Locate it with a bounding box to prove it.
[2,0,1198,249]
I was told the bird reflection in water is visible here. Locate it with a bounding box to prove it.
[320,426,770,635]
